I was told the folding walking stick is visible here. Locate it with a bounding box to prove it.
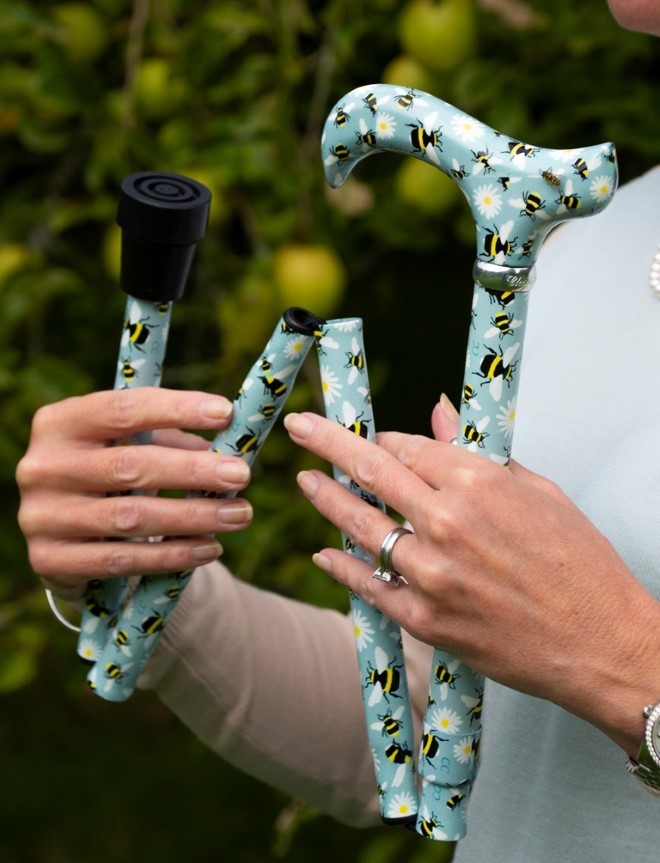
[77,172,211,668]
[321,83,618,840]
[87,306,324,699]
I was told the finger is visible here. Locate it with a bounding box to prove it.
[28,492,253,540]
[41,446,251,494]
[31,535,223,586]
[296,469,415,570]
[311,547,418,620]
[432,394,460,442]
[284,412,435,524]
[152,428,216,451]
[35,388,234,444]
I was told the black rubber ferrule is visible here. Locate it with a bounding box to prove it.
[117,172,212,302]
[282,307,327,335]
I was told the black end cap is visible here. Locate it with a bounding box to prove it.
[117,171,212,302]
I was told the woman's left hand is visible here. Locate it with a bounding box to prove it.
[283,400,660,755]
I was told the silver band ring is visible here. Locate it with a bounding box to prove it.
[372,526,412,587]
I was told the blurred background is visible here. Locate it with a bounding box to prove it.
[0,1,657,860]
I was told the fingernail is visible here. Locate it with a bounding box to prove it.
[284,412,313,439]
[192,541,222,562]
[218,500,253,525]
[439,392,460,422]
[297,470,319,497]
[216,459,250,484]
[200,398,232,420]
[312,551,332,571]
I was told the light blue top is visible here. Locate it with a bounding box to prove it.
[454,166,660,862]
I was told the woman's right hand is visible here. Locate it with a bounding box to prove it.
[16,388,253,601]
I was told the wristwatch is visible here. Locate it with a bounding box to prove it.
[626,702,660,796]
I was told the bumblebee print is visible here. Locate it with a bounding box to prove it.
[366,647,404,706]
[407,113,443,163]
[372,706,406,738]
[475,342,520,401]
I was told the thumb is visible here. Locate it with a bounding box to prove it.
[431,393,460,443]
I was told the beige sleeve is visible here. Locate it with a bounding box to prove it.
[138,560,433,827]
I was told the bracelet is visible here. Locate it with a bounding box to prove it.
[44,588,82,633]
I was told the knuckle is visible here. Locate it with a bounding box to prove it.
[106,546,134,577]
[111,496,143,533]
[353,449,390,492]
[111,446,144,488]
[428,508,457,545]
[107,388,144,433]
[30,402,58,438]
[351,507,380,546]
[398,435,428,472]
[15,451,47,492]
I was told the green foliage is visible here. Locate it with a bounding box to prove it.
[0,0,657,860]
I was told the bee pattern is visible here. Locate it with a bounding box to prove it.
[333,102,354,127]
[371,706,406,738]
[258,363,295,398]
[471,148,502,175]
[475,343,520,401]
[385,741,414,788]
[555,178,582,213]
[480,220,517,265]
[461,687,484,726]
[122,301,154,353]
[366,646,404,706]
[462,416,491,450]
[510,190,549,221]
[345,338,366,384]
[433,658,461,700]
[418,806,448,841]
[406,113,443,163]
[338,401,369,438]
[540,167,562,187]
[484,312,523,340]
[117,357,146,383]
[356,118,376,149]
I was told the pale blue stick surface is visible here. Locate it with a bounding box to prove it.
[316,318,419,826]
[76,297,172,667]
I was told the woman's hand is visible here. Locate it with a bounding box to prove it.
[17,388,253,601]
[284,400,660,755]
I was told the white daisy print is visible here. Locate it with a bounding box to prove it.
[387,791,417,820]
[496,396,516,438]
[431,707,463,734]
[352,608,375,651]
[453,737,475,764]
[589,174,614,202]
[374,111,396,140]
[283,338,307,360]
[320,365,342,404]
[78,638,100,662]
[451,113,484,144]
[548,148,581,164]
[473,184,502,219]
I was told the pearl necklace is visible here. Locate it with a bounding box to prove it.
[651,243,660,297]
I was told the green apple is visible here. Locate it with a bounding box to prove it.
[134,58,186,120]
[272,244,346,318]
[52,3,107,65]
[399,0,477,73]
[396,157,462,215]
[0,243,34,285]
[382,54,435,92]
